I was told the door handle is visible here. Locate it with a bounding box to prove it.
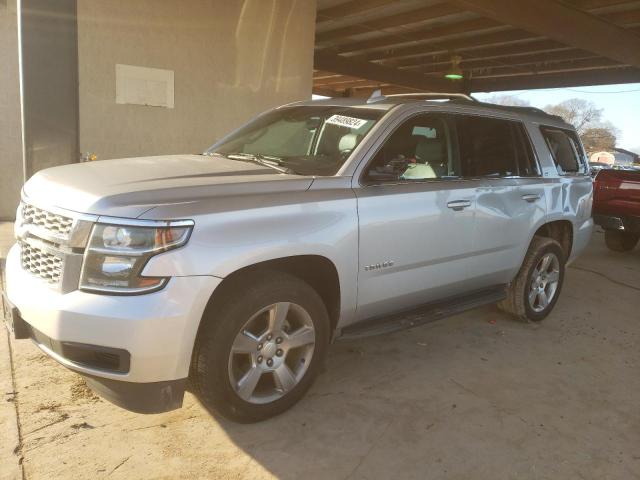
[447,200,472,211]
[521,194,541,203]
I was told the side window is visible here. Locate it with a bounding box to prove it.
[456,115,534,177]
[540,127,583,175]
[364,114,457,183]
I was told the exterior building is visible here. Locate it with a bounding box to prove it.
[0,0,316,219]
[613,148,640,166]
[590,151,615,165]
[590,149,640,166]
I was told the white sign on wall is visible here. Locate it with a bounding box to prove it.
[115,64,174,108]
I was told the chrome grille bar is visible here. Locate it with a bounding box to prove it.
[16,200,97,292]
[20,242,63,284]
[22,203,74,237]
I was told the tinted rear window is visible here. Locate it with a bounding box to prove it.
[456,115,538,177]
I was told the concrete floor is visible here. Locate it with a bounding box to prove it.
[1,226,639,480]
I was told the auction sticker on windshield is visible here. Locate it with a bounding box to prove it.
[326,115,368,129]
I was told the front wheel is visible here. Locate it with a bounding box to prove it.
[191,271,330,423]
[604,230,639,252]
[499,237,565,322]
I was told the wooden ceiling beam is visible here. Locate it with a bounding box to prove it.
[312,70,343,79]
[603,8,640,24]
[314,50,462,92]
[470,66,640,91]
[331,18,504,54]
[357,30,542,62]
[564,0,640,10]
[317,4,639,62]
[468,58,623,78]
[316,0,395,23]
[398,48,597,72]
[314,76,382,87]
[390,45,574,69]
[316,3,463,43]
[452,0,640,67]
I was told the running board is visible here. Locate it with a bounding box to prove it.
[339,285,507,340]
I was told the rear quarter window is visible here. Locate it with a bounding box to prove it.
[540,127,586,175]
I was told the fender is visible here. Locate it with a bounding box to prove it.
[140,177,360,326]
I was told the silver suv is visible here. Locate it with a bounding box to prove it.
[4,94,594,422]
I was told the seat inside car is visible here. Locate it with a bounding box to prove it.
[338,132,362,153]
[415,136,446,177]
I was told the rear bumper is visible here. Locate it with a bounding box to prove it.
[594,214,640,233]
[4,243,221,413]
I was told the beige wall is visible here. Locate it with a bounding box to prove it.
[77,0,316,160]
[0,0,23,219]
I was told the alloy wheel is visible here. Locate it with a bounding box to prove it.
[228,302,316,404]
[528,252,561,313]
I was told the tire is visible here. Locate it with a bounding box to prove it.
[604,230,639,252]
[498,236,565,322]
[191,270,330,423]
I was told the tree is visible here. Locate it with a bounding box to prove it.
[581,126,617,153]
[544,98,603,135]
[544,98,622,154]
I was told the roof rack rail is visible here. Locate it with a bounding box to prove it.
[471,101,561,118]
[367,92,477,103]
[388,93,477,101]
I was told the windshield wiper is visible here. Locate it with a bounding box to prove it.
[213,152,297,175]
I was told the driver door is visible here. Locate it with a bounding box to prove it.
[353,112,482,321]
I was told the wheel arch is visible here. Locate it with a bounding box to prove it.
[197,255,342,342]
[533,220,574,261]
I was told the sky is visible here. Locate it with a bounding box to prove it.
[474,83,640,153]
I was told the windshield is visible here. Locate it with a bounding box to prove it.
[206,106,385,176]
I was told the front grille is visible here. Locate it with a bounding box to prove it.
[20,242,63,284]
[22,203,74,237]
[16,201,93,292]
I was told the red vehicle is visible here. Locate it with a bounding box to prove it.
[593,169,640,252]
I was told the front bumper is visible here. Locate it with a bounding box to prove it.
[4,244,221,412]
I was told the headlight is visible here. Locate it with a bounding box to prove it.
[80,220,193,295]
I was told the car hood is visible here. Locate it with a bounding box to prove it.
[23,154,315,218]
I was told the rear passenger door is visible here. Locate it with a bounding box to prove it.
[455,114,547,288]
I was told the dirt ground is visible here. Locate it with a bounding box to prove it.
[2,229,639,480]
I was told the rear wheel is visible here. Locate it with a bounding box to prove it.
[192,271,329,423]
[604,230,639,252]
[499,237,565,322]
